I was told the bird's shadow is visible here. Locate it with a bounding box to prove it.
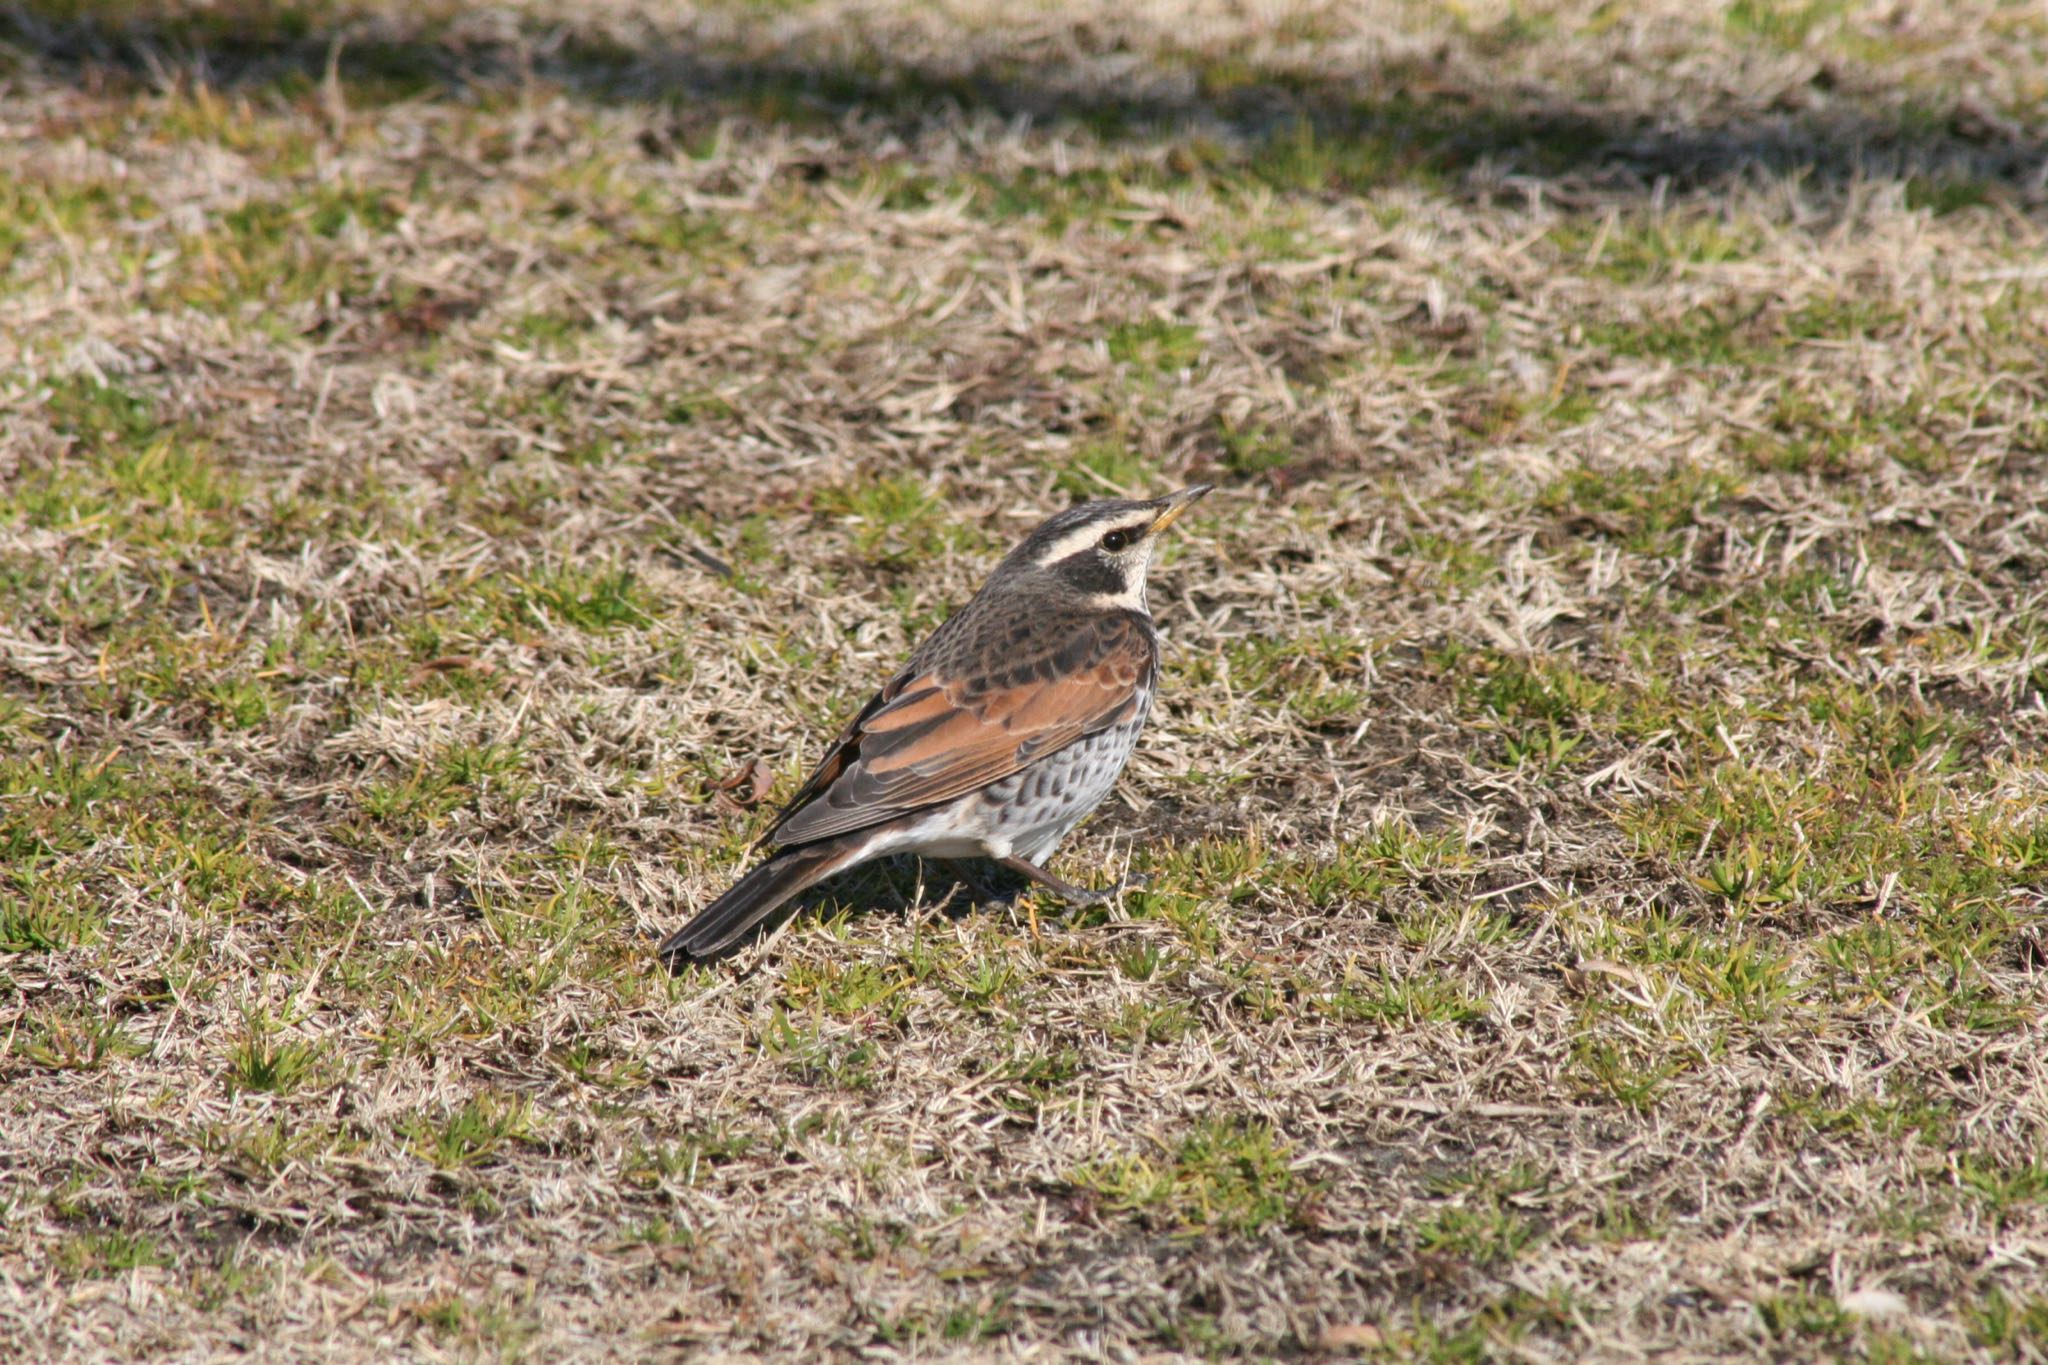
[656,856,1033,972]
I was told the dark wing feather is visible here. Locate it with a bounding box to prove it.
[763,611,1154,848]
[755,667,913,848]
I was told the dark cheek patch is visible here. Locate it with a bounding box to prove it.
[1054,552,1126,597]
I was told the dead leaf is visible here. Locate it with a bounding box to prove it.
[408,655,496,684]
[712,757,775,810]
[1320,1322,1385,1351]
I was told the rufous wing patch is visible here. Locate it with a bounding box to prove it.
[766,615,1156,846]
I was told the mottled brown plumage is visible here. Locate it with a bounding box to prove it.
[659,486,1210,964]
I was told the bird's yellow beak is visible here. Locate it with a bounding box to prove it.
[1148,484,1213,535]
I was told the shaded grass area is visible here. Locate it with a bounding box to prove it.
[4,0,2048,1360]
[7,0,2048,201]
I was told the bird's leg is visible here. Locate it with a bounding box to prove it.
[995,855,1142,906]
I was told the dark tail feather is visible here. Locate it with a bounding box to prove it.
[658,843,852,964]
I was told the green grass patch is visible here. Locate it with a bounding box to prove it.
[762,1004,885,1091]
[14,1006,148,1072]
[1550,209,1765,284]
[1214,417,1295,478]
[0,177,161,278]
[1534,462,1735,551]
[1106,318,1203,373]
[1053,440,1160,499]
[1249,118,1411,196]
[622,1124,754,1189]
[1415,1164,1549,1265]
[1969,1288,2048,1355]
[11,380,248,549]
[1723,0,1861,50]
[1068,1116,1317,1234]
[223,1009,329,1095]
[1582,305,1764,368]
[0,747,133,860]
[1396,529,1498,592]
[1324,964,1488,1026]
[969,164,1131,233]
[815,473,992,569]
[0,888,105,953]
[55,1231,168,1278]
[403,1093,535,1170]
[1753,1286,1851,1344]
[1176,629,1369,729]
[1956,1154,2048,1225]
[356,741,533,834]
[1734,389,1950,475]
[1444,646,1615,772]
[514,564,654,632]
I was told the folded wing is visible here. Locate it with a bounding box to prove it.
[763,612,1154,847]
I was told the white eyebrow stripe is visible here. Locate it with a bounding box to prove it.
[1031,511,1156,566]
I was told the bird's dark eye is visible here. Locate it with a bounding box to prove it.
[1101,528,1134,552]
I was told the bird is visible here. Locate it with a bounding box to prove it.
[659,485,1212,964]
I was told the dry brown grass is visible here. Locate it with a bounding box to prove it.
[4,1,2048,1359]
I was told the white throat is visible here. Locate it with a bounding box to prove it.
[1085,579,1149,614]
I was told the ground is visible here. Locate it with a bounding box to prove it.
[3,0,2048,1359]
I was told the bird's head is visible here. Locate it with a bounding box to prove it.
[999,485,1212,612]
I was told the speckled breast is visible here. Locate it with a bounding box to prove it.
[978,687,1154,859]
